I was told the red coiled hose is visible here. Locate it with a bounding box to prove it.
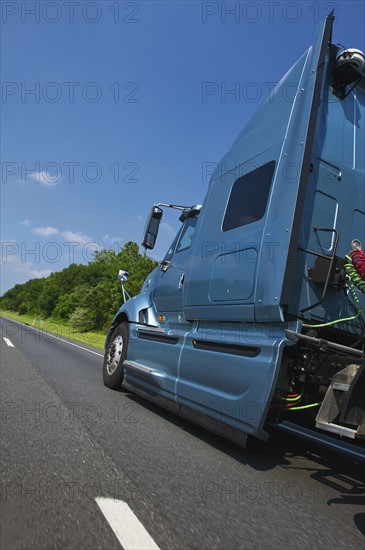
[350,249,365,279]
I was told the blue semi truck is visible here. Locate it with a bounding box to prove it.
[103,14,365,456]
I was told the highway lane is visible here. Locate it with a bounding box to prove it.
[1,315,364,549]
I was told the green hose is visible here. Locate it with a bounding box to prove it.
[287,402,322,411]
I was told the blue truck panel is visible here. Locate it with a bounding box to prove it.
[103,13,365,453]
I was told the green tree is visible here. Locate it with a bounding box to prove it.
[38,278,60,317]
[0,241,158,332]
[69,307,93,332]
[93,249,117,265]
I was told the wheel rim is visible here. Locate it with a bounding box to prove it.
[105,335,124,375]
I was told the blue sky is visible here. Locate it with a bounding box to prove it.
[1,0,364,294]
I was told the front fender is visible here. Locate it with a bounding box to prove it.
[105,267,160,349]
[104,293,156,349]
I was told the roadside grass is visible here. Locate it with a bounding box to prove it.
[0,310,106,351]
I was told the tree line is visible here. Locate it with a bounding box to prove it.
[0,242,157,332]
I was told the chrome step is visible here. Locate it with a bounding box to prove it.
[332,382,350,391]
[315,421,357,439]
[315,363,362,439]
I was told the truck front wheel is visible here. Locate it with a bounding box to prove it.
[103,323,128,389]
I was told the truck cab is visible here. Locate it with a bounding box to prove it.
[103,13,365,456]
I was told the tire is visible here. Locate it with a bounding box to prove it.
[103,323,128,389]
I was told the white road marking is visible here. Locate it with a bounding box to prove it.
[0,316,103,357]
[46,336,104,357]
[3,337,15,348]
[96,498,160,550]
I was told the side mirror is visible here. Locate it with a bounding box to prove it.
[118,269,129,282]
[142,206,163,250]
[118,269,131,303]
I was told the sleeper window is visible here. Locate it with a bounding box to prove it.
[222,161,275,232]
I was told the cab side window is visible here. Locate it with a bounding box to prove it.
[175,217,198,253]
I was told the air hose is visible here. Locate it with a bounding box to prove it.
[303,241,364,329]
[272,393,321,411]
[345,249,365,293]
[287,402,322,411]
[283,244,364,413]
[272,392,303,408]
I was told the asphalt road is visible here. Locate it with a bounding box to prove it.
[1,315,364,549]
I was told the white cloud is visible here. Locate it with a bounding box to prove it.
[27,224,94,246]
[13,261,33,273]
[32,226,59,237]
[1,241,21,264]
[29,171,61,188]
[1,257,54,293]
[61,230,93,246]
[12,264,51,279]
[102,234,123,244]
[30,269,52,279]
[137,216,144,223]
[21,218,32,226]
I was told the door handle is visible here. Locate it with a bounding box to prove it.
[178,273,185,289]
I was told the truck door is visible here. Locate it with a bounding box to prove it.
[127,215,198,400]
[153,216,198,313]
[128,215,197,398]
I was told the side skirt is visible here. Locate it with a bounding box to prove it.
[122,380,248,448]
